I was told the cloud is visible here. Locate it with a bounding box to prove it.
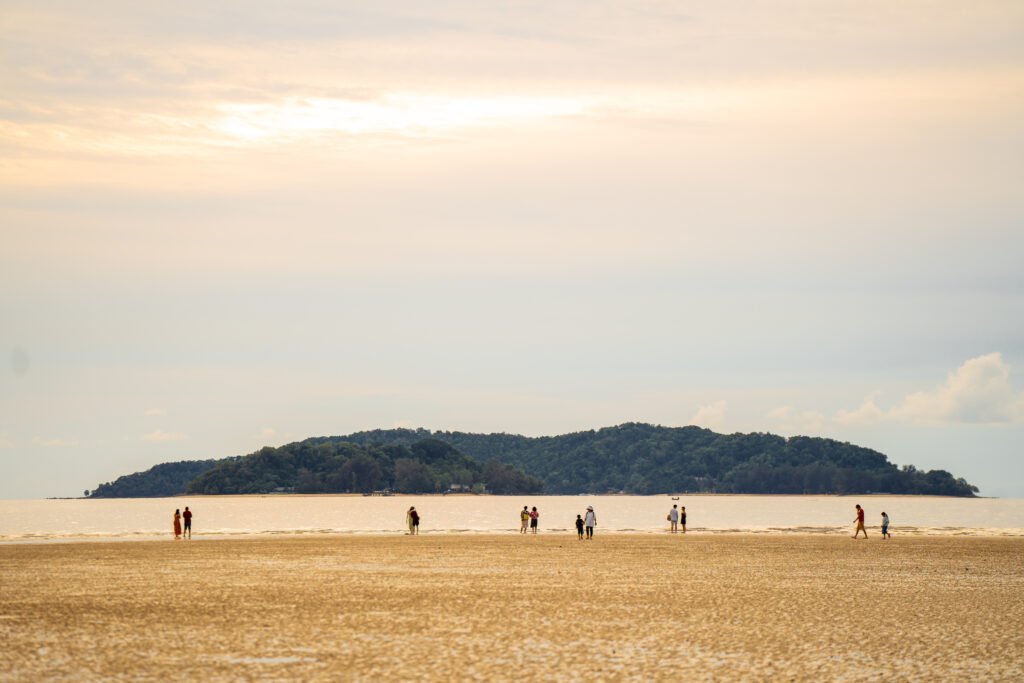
[767,406,825,434]
[141,430,188,442]
[31,437,78,447]
[888,352,1022,424]
[144,408,167,416]
[255,427,276,438]
[691,400,727,431]
[836,395,885,425]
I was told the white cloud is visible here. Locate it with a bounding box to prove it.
[31,437,78,447]
[144,408,167,416]
[141,430,188,442]
[691,400,727,431]
[889,353,1022,424]
[767,406,825,434]
[836,395,885,425]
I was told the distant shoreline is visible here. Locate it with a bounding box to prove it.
[70,492,998,500]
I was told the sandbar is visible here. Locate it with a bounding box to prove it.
[1,534,1022,680]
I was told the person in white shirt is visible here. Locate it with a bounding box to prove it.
[584,506,597,540]
[668,504,679,533]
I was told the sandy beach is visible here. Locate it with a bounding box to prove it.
[1,534,1022,681]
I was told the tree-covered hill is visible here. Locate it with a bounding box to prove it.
[328,423,978,496]
[87,423,978,497]
[88,459,227,498]
[185,438,542,495]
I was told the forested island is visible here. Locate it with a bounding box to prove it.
[89,439,542,497]
[87,423,979,498]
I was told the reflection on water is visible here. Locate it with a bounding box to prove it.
[1,495,1022,542]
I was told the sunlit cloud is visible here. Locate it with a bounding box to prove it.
[889,353,1022,424]
[144,407,167,416]
[835,395,885,425]
[141,430,188,442]
[767,406,825,434]
[211,94,594,143]
[691,400,727,431]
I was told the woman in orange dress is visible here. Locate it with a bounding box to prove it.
[173,509,182,539]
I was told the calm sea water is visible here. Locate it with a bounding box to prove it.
[1,495,1022,542]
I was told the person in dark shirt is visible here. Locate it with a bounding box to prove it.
[182,507,192,539]
[410,507,420,535]
[575,514,584,540]
[853,504,867,539]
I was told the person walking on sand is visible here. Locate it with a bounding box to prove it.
[530,506,539,534]
[173,509,182,540]
[853,504,868,538]
[182,506,192,539]
[881,511,890,539]
[668,504,679,533]
[520,506,530,534]
[584,506,596,539]
[575,514,584,540]
[410,507,420,535]
[680,506,687,534]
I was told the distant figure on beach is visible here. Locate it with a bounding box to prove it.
[530,506,539,534]
[680,506,686,534]
[584,506,596,539]
[575,514,584,540]
[881,512,890,539]
[668,504,679,533]
[173,509,182,540]
[853,504,867,538]
[521,506,530,534]
[406,507,415,535]
[183,507,192,539]
[409,507,420,535]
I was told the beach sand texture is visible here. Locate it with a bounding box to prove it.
[1,534,1022,681]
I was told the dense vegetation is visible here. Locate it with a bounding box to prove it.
[330,423,979,496]
[185,438,543,495]
[88,459,226,498]
[88,423,978,497]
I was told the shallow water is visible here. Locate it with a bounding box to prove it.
[1,494,1022,542]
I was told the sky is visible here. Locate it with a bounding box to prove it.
[2,1,1023,499]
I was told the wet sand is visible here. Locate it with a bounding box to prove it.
[1,534,1022,681]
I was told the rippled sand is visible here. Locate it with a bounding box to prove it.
[1,534,1022,681]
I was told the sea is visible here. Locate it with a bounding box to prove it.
[1,495,1022,543]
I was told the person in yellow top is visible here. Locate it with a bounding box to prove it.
[520,506,530,534]
[173,509,182,540]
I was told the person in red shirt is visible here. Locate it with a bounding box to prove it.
[852,504,867,539]
[182,507,192,539]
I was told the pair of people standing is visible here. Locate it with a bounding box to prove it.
[520,506,540,534]
[667,504,686,533]
[406,506,420,535]
[173,507,192,539]
[575,506,596,540]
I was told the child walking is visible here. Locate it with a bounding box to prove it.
[575,514,584,540]
[881,512,891,539]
